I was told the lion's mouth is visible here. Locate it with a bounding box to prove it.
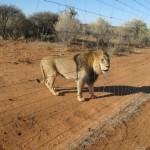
[102,69,109,73]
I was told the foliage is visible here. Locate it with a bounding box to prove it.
[0,4,150,50]
[55,8,81,46]
[86,18,112,48]
[0,4,24,39]
[6,13,27,39]
[111,45,134,56]
[122,19,149,47]
[29,11,58,41]
[125,19,148,36]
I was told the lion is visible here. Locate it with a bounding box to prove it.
[37,50,110,102]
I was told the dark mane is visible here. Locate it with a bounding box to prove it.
[86,68,98,84]
[74,52,98,84]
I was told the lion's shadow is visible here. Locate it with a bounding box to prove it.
[56,85,150,99]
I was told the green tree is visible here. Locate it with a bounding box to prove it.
[124,19,149,46]
[29,12,58,41]
[7,13,26,39]
[0,4,23,39]
[125,19,148,37]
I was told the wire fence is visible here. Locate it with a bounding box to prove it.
[0,0,150,150]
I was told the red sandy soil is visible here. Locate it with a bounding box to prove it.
[88,102,150,150]
[0,40,150,150]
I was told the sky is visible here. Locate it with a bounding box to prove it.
[1,0,150,27]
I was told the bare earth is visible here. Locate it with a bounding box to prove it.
[0,40,150,150]
[87,102,150,150]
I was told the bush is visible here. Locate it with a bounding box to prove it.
[135,33,150,47]
[111,45,134,56]
[0,5,24,39]
[7,13,27,39]
[121,19,150,47]
[29,12,58,41]
[55,9,81,46]
[86,18,112,49]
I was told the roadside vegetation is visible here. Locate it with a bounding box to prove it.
[0,4,150,55]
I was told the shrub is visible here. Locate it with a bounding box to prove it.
[86,18,112,49]
[111,45,134,56]
[121,19,150,47]
[135,33,150,47]
[0,5,24,39]
[7,13,27,39]
[55,8,81,46]
[29,12,58,41]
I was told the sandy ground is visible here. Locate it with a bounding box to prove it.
[0,40,150,150]
[87,102,150,150]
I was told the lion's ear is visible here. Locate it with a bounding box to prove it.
[93,50,103,59]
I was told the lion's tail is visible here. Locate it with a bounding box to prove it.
[36,63,46,83]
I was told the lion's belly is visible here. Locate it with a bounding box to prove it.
[55,58,77,80]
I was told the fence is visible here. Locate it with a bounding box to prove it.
[0,0,150,150]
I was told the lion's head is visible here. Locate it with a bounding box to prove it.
[93,50,110,74]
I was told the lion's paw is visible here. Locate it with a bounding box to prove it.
[54,92,61,96]
[90,95,97,99]
[78,97,85,102]
[55,91,64,96]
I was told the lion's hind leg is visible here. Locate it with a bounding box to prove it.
[45,77,60,96]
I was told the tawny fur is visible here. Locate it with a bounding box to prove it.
[37,50,110,101]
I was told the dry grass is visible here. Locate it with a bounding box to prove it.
[110,45,135,56]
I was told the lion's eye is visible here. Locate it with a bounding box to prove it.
[101,59,104,62]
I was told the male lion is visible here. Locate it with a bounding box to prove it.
[37,50,110,102]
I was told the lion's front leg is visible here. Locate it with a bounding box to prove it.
[77,80,85,102]
[88,83,97,99]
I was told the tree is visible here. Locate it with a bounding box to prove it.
[7,13,27,39]
[21,18,37,40]
[125,19,148,37]
[29,12,58,41]
[0,4,23,39]
[87,18,111,48]
[55,8,81,46]
[123,19,149,47]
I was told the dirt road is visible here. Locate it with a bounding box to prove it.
[0,41,150,150]
[87,102,150,150]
